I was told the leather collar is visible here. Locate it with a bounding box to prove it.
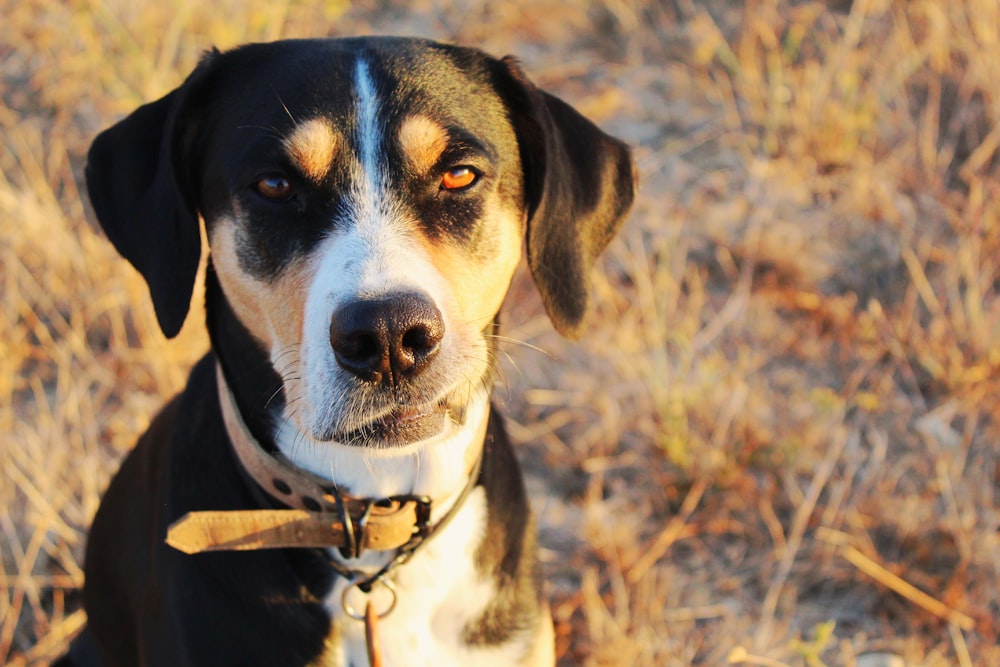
[166,362,484,557]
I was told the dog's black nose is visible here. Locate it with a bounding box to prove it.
[329,293,444,384]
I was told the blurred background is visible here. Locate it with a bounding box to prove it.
[2,1,998,664]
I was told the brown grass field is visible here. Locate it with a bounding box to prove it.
[3,1,999,665]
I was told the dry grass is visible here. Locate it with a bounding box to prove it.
[3,0,999,665]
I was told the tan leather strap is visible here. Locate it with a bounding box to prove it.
[165,363,453,555]
[365,601,383,667]
[166,505,424,554]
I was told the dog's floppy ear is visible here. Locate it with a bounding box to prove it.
[85,52,217,338]
[493,57,636,339]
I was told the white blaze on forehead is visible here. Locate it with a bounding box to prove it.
[342,56,422,298]
[343,58,406,267]
[355,58,382,189]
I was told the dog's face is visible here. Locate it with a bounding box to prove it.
[86,37,635,452]
[198,41,529,447]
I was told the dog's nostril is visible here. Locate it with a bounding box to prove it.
[329,315,389,382]
[340,331,381,364]
[396,303,444,376]
[401,322,442,356]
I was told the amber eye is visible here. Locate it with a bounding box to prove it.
[440,167,478,191]
[253,175,295,201]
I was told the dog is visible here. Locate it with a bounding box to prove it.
[58,36,634,667]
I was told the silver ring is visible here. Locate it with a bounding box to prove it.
[341,576,397,620]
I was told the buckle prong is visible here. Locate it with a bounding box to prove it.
[329,485,359,560]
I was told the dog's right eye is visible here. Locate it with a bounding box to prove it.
[253,176,295,202]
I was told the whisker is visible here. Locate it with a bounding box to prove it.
[484,333,551,357]
[263,384,285,410]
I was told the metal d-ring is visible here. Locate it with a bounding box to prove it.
[341,575,397,621]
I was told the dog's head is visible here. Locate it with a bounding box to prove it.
[86,37,634,452]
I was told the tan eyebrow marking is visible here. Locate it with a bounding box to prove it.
[398,115,449,173]
[282,118,338,182]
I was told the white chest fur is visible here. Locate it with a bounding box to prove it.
[321,489,535,666]
[272,391,543,665]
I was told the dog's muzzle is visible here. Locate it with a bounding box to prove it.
[327,293,452,446]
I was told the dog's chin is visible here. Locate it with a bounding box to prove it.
[299,383,485,452]
[334,402,452,449]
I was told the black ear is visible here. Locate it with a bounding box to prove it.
[85,53,217,338]
[493,57,636,339]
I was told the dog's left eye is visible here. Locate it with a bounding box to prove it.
[253,175,295,202]
[440,167,478,191]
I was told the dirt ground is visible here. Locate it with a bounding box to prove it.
[2,1,999,665]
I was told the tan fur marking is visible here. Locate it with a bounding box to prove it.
[416,200,523,331]
[398,115,449,173]
[283,118,338,182]
[210,219,312,369]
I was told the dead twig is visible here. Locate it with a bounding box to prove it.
[839,544,974,631]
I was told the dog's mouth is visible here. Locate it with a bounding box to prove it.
[333,397,455,448]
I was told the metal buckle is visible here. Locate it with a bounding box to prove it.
[391,494,432,550]
[331,491,431,561]
[409,495,433,538]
